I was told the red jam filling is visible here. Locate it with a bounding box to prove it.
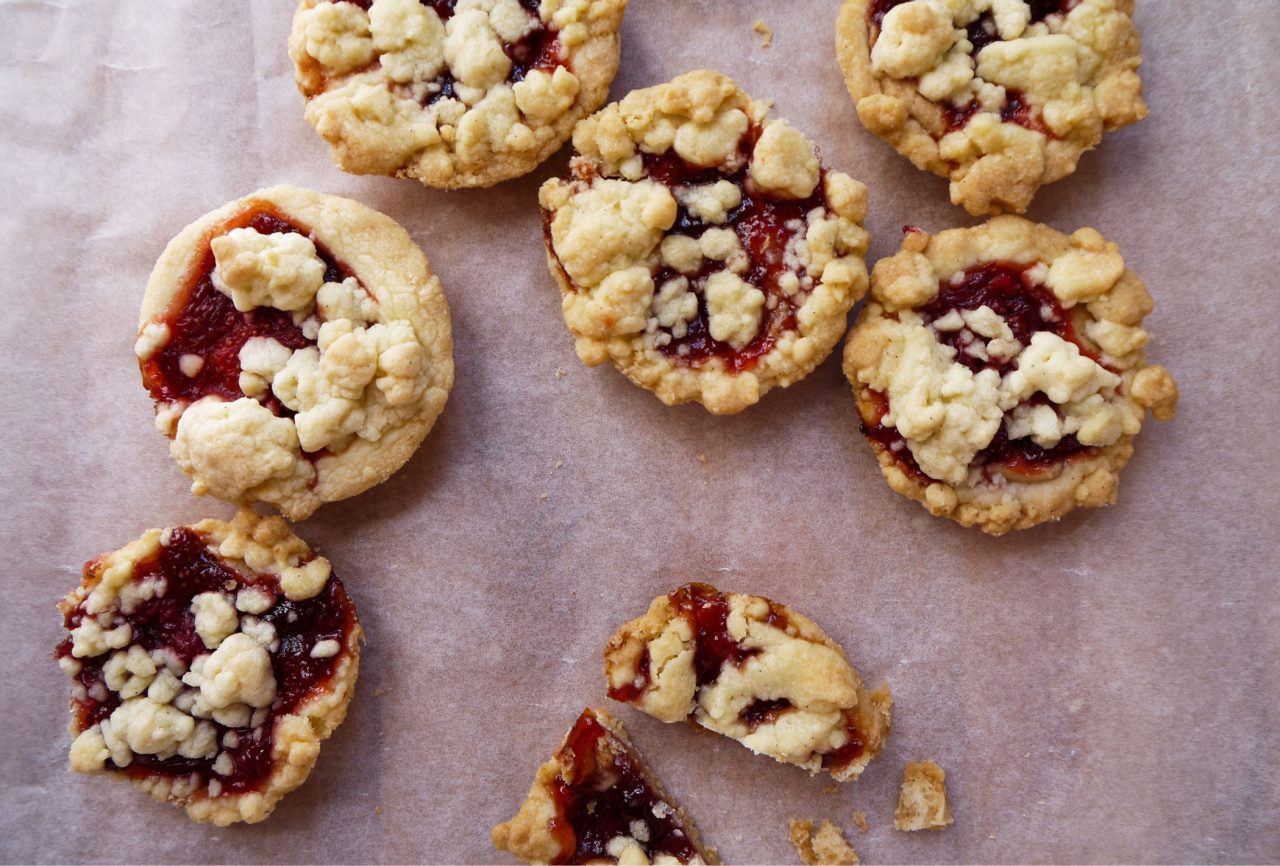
[820,723,866,771]
[606,645,651,703]
[55,527,357,795]
[862,258,1101,482]
[669,582,761,688]
[740,698,793,731]
[648,133,831,373]
[139,205,359,420]
[548,710,702,865]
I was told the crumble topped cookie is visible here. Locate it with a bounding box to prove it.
[605,583,892,781]
[789,819,860,865]
[289,0,628,188]
[836,0,1148,215]
[137,185,453,521]
[894,760,953,831]
[539,70,871,414]
[844,217,1178,535]
[55,511,362,826]
[492,707,716,865]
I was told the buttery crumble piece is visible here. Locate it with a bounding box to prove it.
[836,0,1148,215]
[753,19,774,48]
[789,819,860,865]
[605,583,891,780]
[844,216,1178,535]
[894,760,954,831]
[492,708,716,864]
[289,0,629,188]
[852,810,868,833]
[55,511,362,826]
[539,69,870,414]
[137,185,453,521]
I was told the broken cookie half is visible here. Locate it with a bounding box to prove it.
[605,583,891,781]
[492,707,715,865]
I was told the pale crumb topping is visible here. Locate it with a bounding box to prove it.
[842,0,1148,214]
[790,818,860,865]
[290,0,626,187]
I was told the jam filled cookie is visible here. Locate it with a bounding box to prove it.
[836,0,1148,215]
[844,217,1178,535]
[55,511,362,825]
[492,707,716,865]
[539,70,871,414]
[289,0,628,188]
[604,583,892,781]
[136,185,453,521]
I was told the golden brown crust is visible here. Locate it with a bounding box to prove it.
[57,511,362,826]
[842,216,1178,535]
[835,0,1148,215]
[492,707,717,864]
[894,760,954,831]
[138,185,453,521]
[539,69,870,415]
[289,0,628,188]
[604,584,891,782]
[789,818,860,865]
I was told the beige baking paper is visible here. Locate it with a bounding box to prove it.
[1,1,1277,862]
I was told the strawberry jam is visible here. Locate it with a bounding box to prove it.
[139,203,357,419]
[820,723,866,771]
[56,527,357,795]
[740,698,793,731]
[669,583,760,688]
[548,710,702,865]
[641,132,829,373]
[862,259,1099,482]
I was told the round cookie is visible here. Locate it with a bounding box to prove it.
[539,70,872,415]
[136,185,453,521]
[843,216,1178,535]
[56,511,362,825]
[289,0,628,188]
[836,0,1148,216]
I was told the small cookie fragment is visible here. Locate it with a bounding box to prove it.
[55,511,362,825]
[539,69,871,414]
[844,216,1178,535]
[605,583,892,780]
[894,760,953,831]
[289,0,629,188]
[137,185,453,521]
[492,708,716,864]
[836,0,1149,215]
[753,19,774,48]
[789,819,859,865]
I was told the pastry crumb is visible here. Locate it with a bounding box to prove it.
[374,687,385,697]
[894,760,954,831]
[789,819,858,865]
[822,785,838,794]
[554,460,564,470]
[753,19,773,48]
[539,492,549,501]
[374,805,382,816]
[555,367,567,380]
[852,810,868,833]
[697,453,708,464]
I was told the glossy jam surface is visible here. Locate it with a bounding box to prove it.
[863,260,1099,481]
[820,722,866,771]
[606,646,651,703]
[548,710,701,865]
[919,261,1071,373]
[56,528,357,794]
[668,583,760,688]
[139,206,355,418]
[640,141,829,373]
[740,698,793,731]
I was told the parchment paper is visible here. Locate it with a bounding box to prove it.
[2,1,1277,862]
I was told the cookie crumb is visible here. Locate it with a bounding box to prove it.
[374,687,386,697]
[374,805,382,816]
[894,760,953,831]
[697,453,708,464]
[822,785,839,794]
[852,810,868,833]
[539,492,549,501]
[789,819,858,865]
[555,367,567,380]
[753,19,773,48]
[554,460,564,470]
